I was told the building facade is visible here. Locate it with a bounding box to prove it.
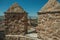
[4,3,28,35]
[36,0,60,40]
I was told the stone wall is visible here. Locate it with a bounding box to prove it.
[5,35,37,40]
[4,13,28,35]
[36,12,60,40]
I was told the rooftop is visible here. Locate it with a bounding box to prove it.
[6,3,25,13]
[39,0,60,12]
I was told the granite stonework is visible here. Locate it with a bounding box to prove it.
[5,35,38,40]
[4,3,28,35]
[2,0,60,40]
[37,12,60,40]
[36,0,60,40]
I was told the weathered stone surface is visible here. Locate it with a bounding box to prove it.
[39,0,60,12]
[4,3,28,35]
[5,35,39,40]
[37,0,60,40]
[7,3,25,13]
[37,13,60,40]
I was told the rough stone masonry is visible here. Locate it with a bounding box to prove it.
[36,0,60,40]
[4,3,28,35]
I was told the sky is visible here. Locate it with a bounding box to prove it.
[0,0,60,16]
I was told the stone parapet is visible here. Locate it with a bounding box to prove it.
[5,35,39,40]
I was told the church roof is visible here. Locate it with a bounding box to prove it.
[39,0,60,12]
[6,3,25,13]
